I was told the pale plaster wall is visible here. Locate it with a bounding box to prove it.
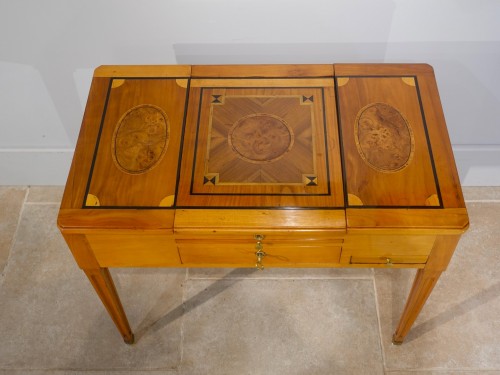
[0,0,499,184]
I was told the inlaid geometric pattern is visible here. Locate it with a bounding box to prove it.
[178,81,344,208]
[206,95,316,185]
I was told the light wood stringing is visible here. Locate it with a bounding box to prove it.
[58,64,469,346]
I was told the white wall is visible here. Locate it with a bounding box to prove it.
[1,0,499,185]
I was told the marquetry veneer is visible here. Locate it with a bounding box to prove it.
[58,64,468,345]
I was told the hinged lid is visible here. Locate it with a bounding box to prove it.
[58,66,191,232]
[176,65,345,209]
[335,64,468,231]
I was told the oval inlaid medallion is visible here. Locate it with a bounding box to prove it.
[228,113,294,164]
[112,104,170,174]
[355,103,414,172]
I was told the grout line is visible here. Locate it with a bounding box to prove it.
[177,268,189,373]
[0,188,29,286]
[384,369,500,373]
[464,199,500,203]
[24,201,61,205]
[0,369,180,373]
[186,276,375,281]
[372,274,388,374]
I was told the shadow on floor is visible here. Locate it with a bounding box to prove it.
[403,281,500,344]
[134,268,257,342]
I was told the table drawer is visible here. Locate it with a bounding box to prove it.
[350,255,428,265]
[341,235,436,266]
[177,239,342,267]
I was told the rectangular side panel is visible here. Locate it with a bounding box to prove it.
[85,78,188,208]
[87,234,181,267]
[337,75,439,207]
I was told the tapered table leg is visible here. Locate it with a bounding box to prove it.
[392,268,441,344]
[84,268,135,344]
[392,235,461,344]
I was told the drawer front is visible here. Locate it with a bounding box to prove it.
[341,235,436,266]
[177,239,342,267]
[350,255,428,265]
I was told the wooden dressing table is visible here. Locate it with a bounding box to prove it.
[57,64,469,345]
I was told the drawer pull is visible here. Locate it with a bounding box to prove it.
[255,240,267,270]
[386,258,393,266]
[255,249,267,270]
[254,234,267,270]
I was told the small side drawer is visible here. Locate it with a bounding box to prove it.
[177,239,343,267]
[350,255,428,265]
[341,234,436,266]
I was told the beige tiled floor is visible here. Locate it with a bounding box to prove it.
[0,186,499,374]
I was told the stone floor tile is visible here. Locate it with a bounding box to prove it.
[376,202,500,371]
[27,185,65,203]
[188,267,373,279]
[0,204,185,371]
[180,278,383,375]
[0,186,27,275]
[385,371,500,375]
[463,186,500,201]
[0,371,178,375]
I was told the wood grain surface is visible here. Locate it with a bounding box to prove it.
[58,64,469,345]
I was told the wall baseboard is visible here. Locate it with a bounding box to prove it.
[0,145,499,186]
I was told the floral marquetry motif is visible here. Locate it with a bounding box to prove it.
[112,104,170,174]
[206,95,315,184]
[354,102,414,173]
[228,113,294,164]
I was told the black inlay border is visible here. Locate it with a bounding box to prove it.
[335,75,443,209]
[188,85,333,198]
[82,76,191,209]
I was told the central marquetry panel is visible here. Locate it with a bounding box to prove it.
[177,78,345,208]
[208,95,314,184]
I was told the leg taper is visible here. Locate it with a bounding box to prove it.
[84,268,134,344]
[392,235,461,344]
[392,268,441,344]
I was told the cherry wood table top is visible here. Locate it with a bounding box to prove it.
[57,64,468,345]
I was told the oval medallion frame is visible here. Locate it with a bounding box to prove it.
[112,104,170,174]
[354,102,415,173]
[228,113,295,164]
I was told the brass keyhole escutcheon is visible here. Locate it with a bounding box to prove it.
[254,234,266,270]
